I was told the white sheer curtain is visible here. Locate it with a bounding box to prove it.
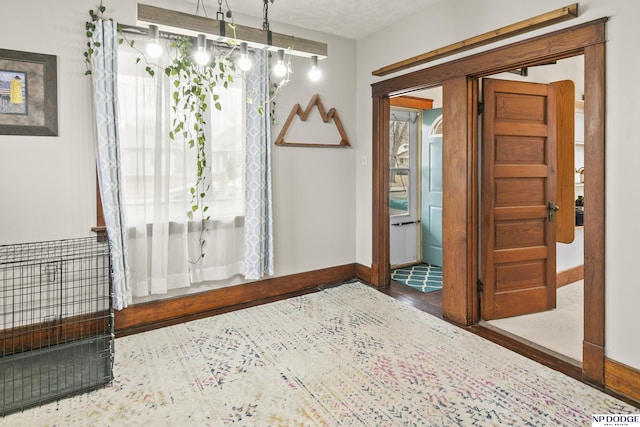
[117,41,245,297]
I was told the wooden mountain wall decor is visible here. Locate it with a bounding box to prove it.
[275,94,350,148]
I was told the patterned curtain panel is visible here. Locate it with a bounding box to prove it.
[90,20,131,310]
[243,49,274,279]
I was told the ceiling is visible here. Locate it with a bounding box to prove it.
[215,0,440,40]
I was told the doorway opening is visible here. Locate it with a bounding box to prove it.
[371,19,606,385]
[477,57,585,364]
[389,89,445,296]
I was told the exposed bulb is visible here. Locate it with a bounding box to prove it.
[194,34,210,66]
[308,56,321,82]
[237,42,252,72]
[238,55,252,71]
[146,25,162,58]
[273,49,287,77]
[146,40,162,58]
[194,48,211,66]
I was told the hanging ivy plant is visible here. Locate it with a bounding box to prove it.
[164,37,235,261]
[83,2,109,75]
[84,3,276,262]
[84,3,153,77]
[84,4,235,261]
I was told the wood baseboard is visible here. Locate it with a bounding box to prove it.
[605,358,640,406]
[114,264,358,336]
[355,263,371,284]
[583,340,605,386]
[557,265,584,287]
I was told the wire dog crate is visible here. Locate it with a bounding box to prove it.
[0,237,113,416]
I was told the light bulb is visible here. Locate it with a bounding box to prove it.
[146,41,162,58]
[194,34,210,66]
[194,48,210,66]
[273,49,287,77]
[237,42,252,72]
[146,25,162,58]
[308,55,321,82]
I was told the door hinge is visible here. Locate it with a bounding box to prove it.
[477,101,484,115]
[477,279,484,293]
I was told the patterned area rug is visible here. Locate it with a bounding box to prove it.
[392,263,443,293]
[4,282,637,426]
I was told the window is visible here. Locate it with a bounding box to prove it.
[114,39,248,295]
[389,110,419,216]
[117,46,245,225]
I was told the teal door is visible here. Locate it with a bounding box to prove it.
[421,109,443,266]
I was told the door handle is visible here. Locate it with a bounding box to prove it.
[548,201,560,222]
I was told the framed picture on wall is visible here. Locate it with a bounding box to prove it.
[0,49,58,136]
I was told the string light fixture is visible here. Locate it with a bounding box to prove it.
[237,42,252,72]
[145,24,162,58]
[135,1,327,81]
[308,55,321,82]
[273,49,287,78]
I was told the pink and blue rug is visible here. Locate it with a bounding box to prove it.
[4,282,637,425]
[392,263,443,293]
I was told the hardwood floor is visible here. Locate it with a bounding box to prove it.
[378,280,443,318]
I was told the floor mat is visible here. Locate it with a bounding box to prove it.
[6,282,636,425]
[391,263,442,293]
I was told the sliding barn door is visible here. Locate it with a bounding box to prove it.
[481,78,557,320]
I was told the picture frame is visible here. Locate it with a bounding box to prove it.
[0,48,58,136]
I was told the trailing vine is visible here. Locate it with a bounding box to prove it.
[164,37,235,261]
[84,2,158,79]
[83,2,109,75]
[84,3,276,262]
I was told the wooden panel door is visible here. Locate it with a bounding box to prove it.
[481,78,557,320]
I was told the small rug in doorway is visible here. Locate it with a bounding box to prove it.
[392,263,443,293]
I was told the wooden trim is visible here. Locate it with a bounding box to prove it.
[371,95,391,288]
[468,78,480,325]
[93,172,107,238]
[355,263,372,284]
[605,358,640,405]
[1,311,110,356]
[557,265,584,287]
[371,18,609,390]
[390,96,433,110]
[469,324,583,381]
[373,4,579,76]
[582,41,606,386]
[441,76,477,326]
[114,264,357,335]
[372,18,607,98]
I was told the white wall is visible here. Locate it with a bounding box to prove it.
[0,0,357,278]
[356,0,640,370]
[2,0,638,374]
